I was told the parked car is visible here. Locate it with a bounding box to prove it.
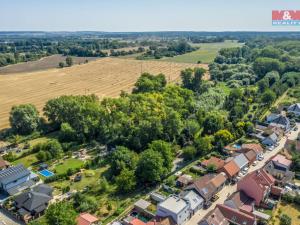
[252,161,258,166]
[204,201,212,209]
[241,170,247,175]
[258,155,264,161]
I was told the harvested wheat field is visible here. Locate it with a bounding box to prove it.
[0,57,208,129]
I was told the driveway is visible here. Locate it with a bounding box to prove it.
[185,123,300,225]
[0,209,24,225]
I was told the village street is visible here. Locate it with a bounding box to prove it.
[185,123,300,225]
[0,208,24,225]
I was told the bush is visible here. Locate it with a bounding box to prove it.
[280,214,291,225]
[182,146,197,160]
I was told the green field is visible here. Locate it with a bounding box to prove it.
[54,158,84,175]
[160,41,243,64]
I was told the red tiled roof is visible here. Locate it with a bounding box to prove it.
[177,174,193,185]
[272,154,292,167]
[130,218,146,225]
[211,173,227,188]
[201,157,225,170]
[226,191,255,212]
[217,204,256,225]
[185,173,226,200]
[244,150,257,162]
[221,160,240,178]
[201,207,229,225]
[242,143,263,154]
[77,213,99,225]
[148,217,176,225]
[242,169,275,191]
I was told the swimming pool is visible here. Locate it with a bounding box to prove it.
[39,169,54,177]
[233,144,242,149]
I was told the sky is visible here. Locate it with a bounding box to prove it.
[1,0,300,32]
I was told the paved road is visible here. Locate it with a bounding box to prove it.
[0,208,24,225]
[186,124,300,225]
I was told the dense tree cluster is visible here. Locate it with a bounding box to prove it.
[137,40,196,60]
[0,37,137,67]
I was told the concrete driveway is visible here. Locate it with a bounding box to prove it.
[185,123,300,225]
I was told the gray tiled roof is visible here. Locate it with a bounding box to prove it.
[233,154,249,169]
[0,164,30,185]
[15,186,52,212]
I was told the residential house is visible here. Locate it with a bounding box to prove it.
[266,113,280,123]
[271,154,292,170]
[201,157,225,171]
[126,216,175,225]
[237,169,275,206]
[240,143,264,159]
[199,204,256,225]
[287,103,300,116]
[267,114,291,132]
[0,156,9,170]
[224,191,255,214]
[198,206,229,225]
[15,184,53,223]
[285,138,300,153]
[264,154,294,185]
[181,190,204,215]
[219,160,240,180]
[77,213,99,225]
[185,173,227,204]
[0,164,34,195]
[233,154,249,171]
[244,150,257,165]
[262,132,279,146]
[156,195,190,225]
[176,174,193,187]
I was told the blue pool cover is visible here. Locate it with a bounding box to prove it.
[39,169,54,177]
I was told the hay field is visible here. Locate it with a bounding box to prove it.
[0,55,98,75]
[0,58,207,129]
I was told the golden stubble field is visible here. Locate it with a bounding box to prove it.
[0,57,208,129]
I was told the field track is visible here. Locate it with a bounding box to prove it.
[0,58,208,129]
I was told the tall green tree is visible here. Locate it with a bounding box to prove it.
[261,89,276,105]
[116,168,136,193]
[9,104,39,135]
[109,146,138,176]
[148,140,174,172]
[66,56,73,67]
[45,202,77,225]
[133,73,166,93]
[136,149,164,184]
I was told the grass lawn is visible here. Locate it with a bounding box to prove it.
[272,202,300,225]
[276,85,300,107]
[49,165,145,223]
[53,158,84,175]
[160,40,243,64]
[13,153,39,168]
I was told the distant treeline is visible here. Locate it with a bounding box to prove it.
[0,38,138,67]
